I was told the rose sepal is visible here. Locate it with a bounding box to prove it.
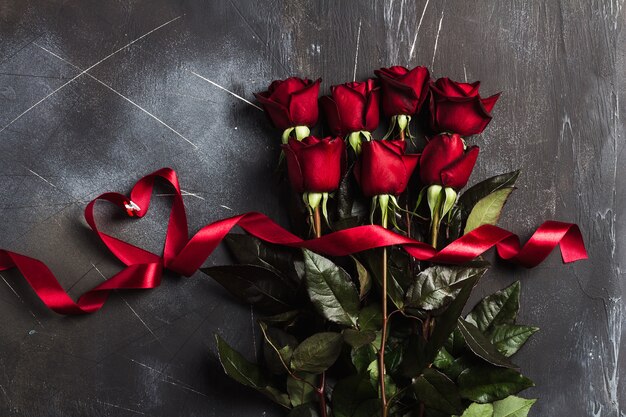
[281,125,311,144]
[346,130,372,154]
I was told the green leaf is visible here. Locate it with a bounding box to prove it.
[466,282,521,332]
[224,233,302,284]
[449,171,520,239]
[399,334,428,378]
[364,250,407,309]
[288,403,320,417]
[353,256,371,299]
[459,171,520,210]
[406,266,488,311]
[489,325,539,357]
[444,328,467,356]
[352,399,380,417]
[215,335,290,407]
[337,161,356,219]
[343,329,377,349]
[384,342,404,373]
[358,304,383,331]
[413,368,464,414]
[458,367,534,403]
[215,334,265,388]
[351,344,377,373]
[433,347,470,380]
[261,310,300,327]
[291,332,343,373]
[464,188,514,234]
[457,319,516,369]
[332,374,377,417]
[454,402,494,417]
[492,395,537,417]
[433,347,455,371]
[303,249,360,326]
[259,322,298,374]
[201,265,295,314]
[287,372,318,407]
[426,268,487,363]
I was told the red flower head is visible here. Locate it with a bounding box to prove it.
[320,79,380,136]
[282,136,345,193]
[354,140,420,197]
[420,133,479,190]
[429,77,500,136]
[255,77,321,131]
[374,66,430,117]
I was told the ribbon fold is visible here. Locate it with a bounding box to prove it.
[0,168,587,315]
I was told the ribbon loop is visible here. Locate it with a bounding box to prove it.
[0,168,587,315]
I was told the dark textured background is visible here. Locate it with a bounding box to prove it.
[0,1,624,416]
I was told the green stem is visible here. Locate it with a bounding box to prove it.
[312,209,325,417]
[430,206,440,249]
[313,205,322,238]
[379,213,389,417]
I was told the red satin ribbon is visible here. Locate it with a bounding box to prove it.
[0,168,588,315]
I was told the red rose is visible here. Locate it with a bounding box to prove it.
[374,66,430,117]
[320,79,380,136]
[354,140,420,197]
[429,77,500,136]
[255,77,321,131]
[420,133,479,190]
[283,136,345,193]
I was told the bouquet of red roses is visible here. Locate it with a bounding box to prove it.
[205,66,543,417]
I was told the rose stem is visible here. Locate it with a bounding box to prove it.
[419,195,442,417]
[313,205,322,238]
[312,205,326,416]
[380,245,389,417]
[398,127,411,241]
[420,207,440,417]
[379,212,389,417]
[430,207,440,248]
[318,372,328,417]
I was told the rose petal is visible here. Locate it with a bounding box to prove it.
[434,78,480,97]
[270,77,309,104]
[288,78,321,127]
[481,92,501,113]
[431,96,493,136]
[333,84,367,133]
[355,140,416,196]
[419,134,465,185]
[441,146,479,189]
[283,140,306,193]
[254,94,294,130]
[363,87,380,132]
[376,66,429,116]
[320,96,343,136]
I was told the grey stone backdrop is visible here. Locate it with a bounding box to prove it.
[0,1,624,416]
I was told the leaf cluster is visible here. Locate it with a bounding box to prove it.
[203,172,539,416]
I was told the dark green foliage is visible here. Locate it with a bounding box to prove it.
[205,171,539,416]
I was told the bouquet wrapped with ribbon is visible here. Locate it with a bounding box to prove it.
[204,68,587,417]
[0,67,587,416]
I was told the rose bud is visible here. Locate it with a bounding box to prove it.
[429,77,500,137]
[320,79,380,153]
[283,136,345,219]
[354,140,419,227]
[255,77,322,142]
[420,133,479,234]
[374,65,430,138]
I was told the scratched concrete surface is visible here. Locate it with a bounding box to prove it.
[0,1,624,416]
